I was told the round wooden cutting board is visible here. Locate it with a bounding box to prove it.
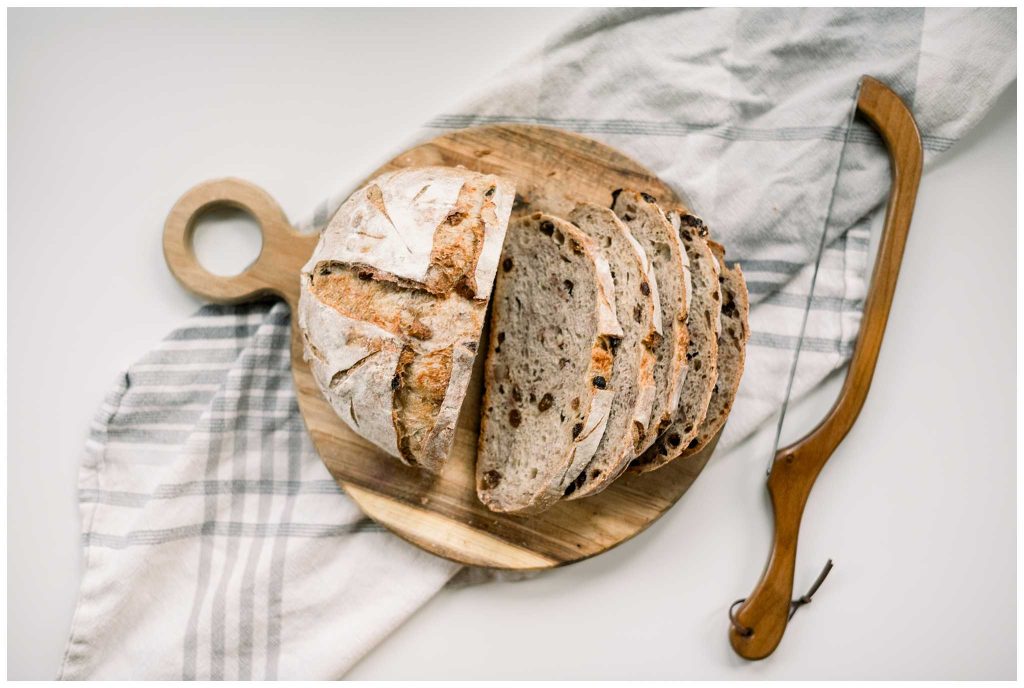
[163,124,721,570]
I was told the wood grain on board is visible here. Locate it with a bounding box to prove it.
[164,124,721,570]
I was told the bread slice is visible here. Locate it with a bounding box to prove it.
[611,189,690,452]
[681,241,750,457]
[563,203,661,499]
[476,213,623,514]
[633,210,721,473]
[298,166,515,473]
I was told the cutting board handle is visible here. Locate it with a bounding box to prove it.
[163,178,318,309]
[728,76,924,660]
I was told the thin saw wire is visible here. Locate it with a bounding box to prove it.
[767,79,864,476]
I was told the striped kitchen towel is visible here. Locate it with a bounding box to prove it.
[60,303,461,680]
[60,7,1015,680]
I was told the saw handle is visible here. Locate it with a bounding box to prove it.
[729,76,924,660]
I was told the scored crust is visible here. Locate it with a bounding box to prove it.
[298,166,515,472]
[315,166,513,300]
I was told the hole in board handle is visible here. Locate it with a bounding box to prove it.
[191,205,263,277]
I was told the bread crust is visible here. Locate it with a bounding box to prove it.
[680,241,750,457]
[632,209,721,473]
[299,166,514,472]
[314,167,513,299]
[476,213,622,514]
[610,190,691,453]
[564,204,660,500]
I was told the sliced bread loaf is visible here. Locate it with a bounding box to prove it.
[611,189,691,453]
[298,166,515,473]
[477,213,622,514]
[632,210,721,473]
[563,203,661,500]
[680,241,750,458]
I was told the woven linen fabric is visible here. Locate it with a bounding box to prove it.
[61,7,1015,680]
[60,304,460,680]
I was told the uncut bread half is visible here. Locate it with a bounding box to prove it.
[633,210,722,473]
[298,166,515,473]
[563,203,661,500]
[681,240,750,458]
[477,213,622,514]
[611,189,691,453]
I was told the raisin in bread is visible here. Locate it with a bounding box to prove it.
[563,203,661,499]
[477,213,623,514]
[611,189,691,453]
[633,210,721,472]
[681,240,750,457]
[299,166,515,473]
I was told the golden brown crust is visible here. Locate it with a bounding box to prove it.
[591,342,613,373]
[299,167,515,471]
[610,190,691,455]
[680,260,749,457]
[424,179,489,297]
[630,208,720,473]
[309,263,482,345]
[391,346,417,466]
[393,345,455,469]
[364,184,392,224]
[562,203,658,500]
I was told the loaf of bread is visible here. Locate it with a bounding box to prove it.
[562,203,661,500]
[681,240,750,458]
[611,189,691,453]
[299,162,747,512]
[298,166,515,472]
[476,213,622,514]
[632,210,721,473]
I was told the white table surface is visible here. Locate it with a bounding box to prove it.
[8,9,1016,680]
